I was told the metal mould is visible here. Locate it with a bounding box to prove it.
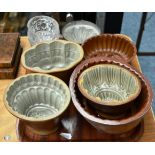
[62,20,101,44]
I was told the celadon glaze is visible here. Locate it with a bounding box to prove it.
[78,64,141,106]
[5,74,70,121]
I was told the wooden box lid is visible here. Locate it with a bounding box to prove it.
[0,33,20,68]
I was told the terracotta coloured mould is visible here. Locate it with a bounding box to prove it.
[82,34,137,63]
[69,57,153,135]
[4,73,71,135]
[114,34,132,42]
[77,64,141,115]
[21,40,84,83]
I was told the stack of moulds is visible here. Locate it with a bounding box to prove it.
[0,33,22,79]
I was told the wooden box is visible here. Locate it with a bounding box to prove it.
[0,33,22,79]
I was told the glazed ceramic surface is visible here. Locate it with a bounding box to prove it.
[4,73,70,121]
[69,57,153,134]
[82,34,137,63]
[62,20,101,44]
[21,40,84,74]
[27,16,60,45]
[114,34,132,42]
[78,64,141,106]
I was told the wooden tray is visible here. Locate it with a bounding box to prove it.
[0,37,155,142]
[16,105,144,142]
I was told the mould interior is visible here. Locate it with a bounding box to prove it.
[25,41,80,71]
[6,75,69,119]
[79,64,140,104]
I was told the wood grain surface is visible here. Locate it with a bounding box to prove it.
[0,37,155,142]
[0,46,22,79]
[0,33,19,68]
